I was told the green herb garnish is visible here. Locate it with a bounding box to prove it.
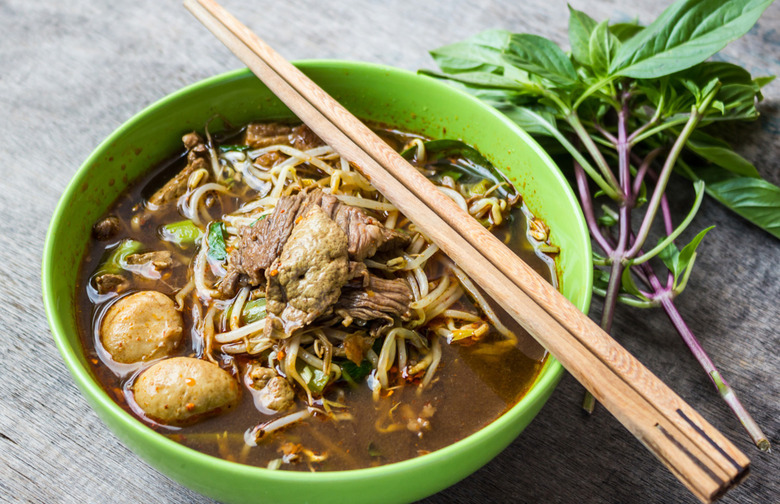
[96,239,143,275]
[424,0,773,450]
[207,221,228,261]
[341,359,373,385]
[218,144,251,152]
[160,220,203,248]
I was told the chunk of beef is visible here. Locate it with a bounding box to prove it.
[244,122,293,149]
[343,332,371,365]
[254,150,284,167]
[335,274,413,324]
[148,132,209,207]
[92,216,121,241]
[291,124,324,150]
[122,250,175,281]
[182,132,203,150]
[265,205,350,337]
[94,273,129,295]
[125,250,174,271]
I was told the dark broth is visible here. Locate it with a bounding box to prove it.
[76,125,553,470]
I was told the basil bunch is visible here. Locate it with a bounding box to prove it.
[424,0,775,450]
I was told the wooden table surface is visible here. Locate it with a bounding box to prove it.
[1,0,777,503]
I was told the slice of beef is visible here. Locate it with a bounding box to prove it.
[334,274,412,325]
[291,189,409,261]
[222,189,409,296]
[329,201,409,261]
[265,205,350,337]
[220,269,244,298]
[227,193,305,289]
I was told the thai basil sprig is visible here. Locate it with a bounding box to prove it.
[423,0,776,450]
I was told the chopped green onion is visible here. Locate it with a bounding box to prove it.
[367,442,382,458]
[242,298,267,324]
[250,214,269,227]
[159,220,203,248]
[96,239,143,275]
[298,364,331,394]
[218,144,250,152]
[469,179,491,196]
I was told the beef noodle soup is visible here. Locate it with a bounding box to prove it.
[76,121,558,471]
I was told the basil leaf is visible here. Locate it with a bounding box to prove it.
[429,29,511,74]
[207,221,228,261]
[611,0,774,78]
[686,131,761,178]
[703,175,780,239]
[589,20,620,77]
[490,103,559,137]
[712,83,760,119]
[609,22,644,42]
[593,267,611,291]
[503,34,579,88]
[597,212,617,228]
[677,226,715,277]
[419,69,531,91]
[401,139,491,166]
[754,75,776,89]
[658,241,681,278]
[620,267,645,299]
[659,226,713,280]
[568,6,598,66]
[679,61,756,88]
[672,62,762,119]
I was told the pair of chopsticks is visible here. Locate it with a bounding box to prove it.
[183,0,749,501]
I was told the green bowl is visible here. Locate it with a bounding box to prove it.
[42,61,592,504]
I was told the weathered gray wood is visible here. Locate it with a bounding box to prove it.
[0,1,776,503]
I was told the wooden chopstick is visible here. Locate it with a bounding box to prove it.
[183,0,750,501]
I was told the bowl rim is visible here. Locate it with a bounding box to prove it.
[42,60,590,484]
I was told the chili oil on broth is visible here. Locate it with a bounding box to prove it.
[75,122,555,471]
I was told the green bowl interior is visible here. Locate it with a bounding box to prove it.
[43,61,591,504]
